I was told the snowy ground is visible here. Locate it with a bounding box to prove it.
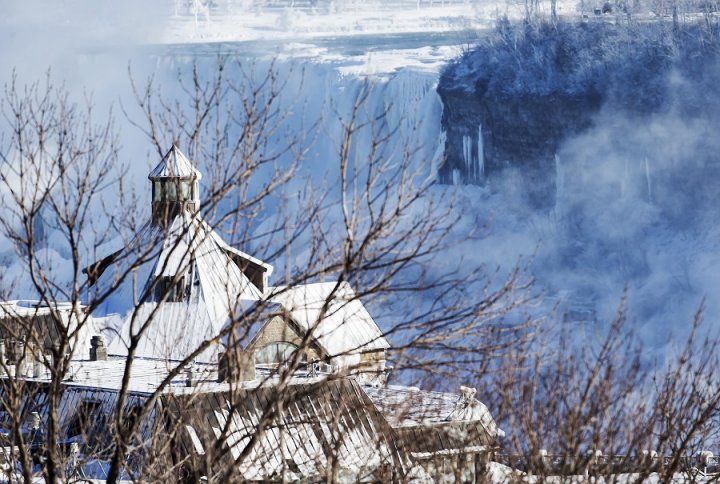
[154,0,580,76]
[486,462,713,483]
[161,1,573,45]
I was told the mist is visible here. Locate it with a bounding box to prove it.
[436,21,720,361]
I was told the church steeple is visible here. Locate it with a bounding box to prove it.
[149,145,201,227]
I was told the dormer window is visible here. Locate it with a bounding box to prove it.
[154,276,187,303]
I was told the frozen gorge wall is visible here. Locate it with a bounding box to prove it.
[437,21,720,351]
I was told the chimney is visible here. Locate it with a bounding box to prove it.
[0,340,5,375]
[23,343,36,378]
[90,335,107,361]
[14,341,26,377]
[185,366,197,387]
[218,349,255,383]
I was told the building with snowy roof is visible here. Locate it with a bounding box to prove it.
[0,145,502,481]
[84,144,389,375]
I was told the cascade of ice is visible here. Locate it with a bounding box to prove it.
[151,53,443,187]
[621,158,629,198]
[477,124,484,180]
[429,131,447,184]
[191,0,203,30]
[462,134,472,182]
[555,153,563,202]
[644,157,652,202]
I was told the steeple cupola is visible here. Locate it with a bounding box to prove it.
[149,145,201,227]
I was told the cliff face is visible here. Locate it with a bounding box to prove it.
[434,22,720,350]
[435,21,689,208]
[439,86,600,207]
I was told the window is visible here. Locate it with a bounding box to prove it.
[178,181,192,202]
[153,180,194,203]
[154,276,187,302]
[150,177,200,203]
[165,181,177,201]
[153,181,162,202]
[254,342,301,365]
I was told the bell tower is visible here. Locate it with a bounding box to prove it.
[149,145,201,228]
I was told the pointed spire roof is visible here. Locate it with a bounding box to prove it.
[97,213,267,362]
[149,145,202,180]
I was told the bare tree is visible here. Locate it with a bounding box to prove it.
[5,46,720,484]
[0,58,526,483]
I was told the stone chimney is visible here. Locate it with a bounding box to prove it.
[185,366,197,387]
[218,349,256,383]
[0,340,5,375]
[14,341,26,377]
[90,335,107,361]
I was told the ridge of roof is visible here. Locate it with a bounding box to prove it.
[149,145,202,180]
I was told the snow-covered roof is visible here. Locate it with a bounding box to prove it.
[171,378,411,481]
[90,146,382,366]
[0,300,99,361]
[148,145,202,180]
[270,282,390,360]
[97,213,264,362]
[4,371,412,481]
[0,300,82,320]
[363,385,502,437]
[363,385,503,456]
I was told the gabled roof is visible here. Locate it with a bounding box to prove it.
[148,145,202,180]
[94,213,265,362]
[269,282,390,362]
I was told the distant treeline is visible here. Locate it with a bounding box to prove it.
[441,20,720,117]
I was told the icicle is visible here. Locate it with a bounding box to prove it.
[452,168,461,186]
[644,157,652,203]
[428,131,447,184]
[621,158,629,198]
[478,124,485,179]
[462,135,472,182]
[555,153,563,202]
